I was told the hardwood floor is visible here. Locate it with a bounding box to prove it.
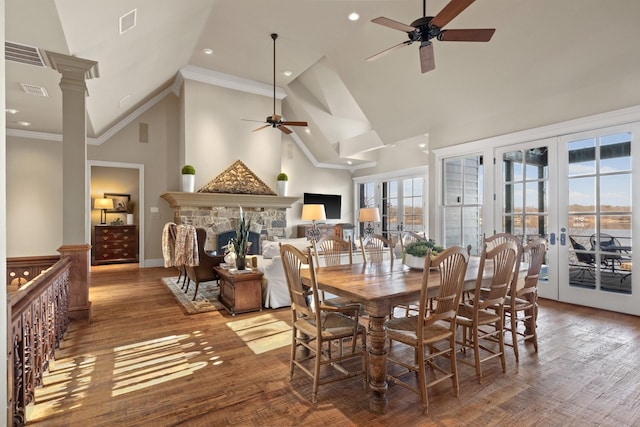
[25,264,640,426]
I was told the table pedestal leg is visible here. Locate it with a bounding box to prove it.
[367,315,388,414]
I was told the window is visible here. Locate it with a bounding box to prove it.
[442,156,483,254]
[356,172,426,240]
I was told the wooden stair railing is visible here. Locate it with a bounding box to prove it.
[7,256,72,427]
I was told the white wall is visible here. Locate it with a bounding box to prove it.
[280,139,353,236]
[87,95,178,262]
[182,79,282,189]
[6,137,63,256]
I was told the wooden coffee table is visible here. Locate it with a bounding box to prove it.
[214,267,264,315]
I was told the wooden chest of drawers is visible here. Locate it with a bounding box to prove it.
[93,225,138,265]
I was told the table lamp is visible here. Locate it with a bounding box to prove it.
[359,207,381,237]
[301,204,326,241]
[94,198,114,224]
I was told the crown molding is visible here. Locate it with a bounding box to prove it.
[178,65,286,100]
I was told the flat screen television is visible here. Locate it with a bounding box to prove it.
[303,192,342,220]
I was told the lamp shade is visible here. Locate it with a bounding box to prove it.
[94,198,114,210]
[358,207,380,223]
[301,204,326,221]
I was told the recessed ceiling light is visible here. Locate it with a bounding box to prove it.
[202,48,213,55]
[347,160,353,165]
[305,127,311,134]
[419,143,426,148]
[348,12,360,21]
[283,70,292,77]
[17,121,31,127]
[6,108,19,114]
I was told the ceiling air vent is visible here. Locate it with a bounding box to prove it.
[5,41,46,67]
[20,83,49,97]
[120,9,137,35]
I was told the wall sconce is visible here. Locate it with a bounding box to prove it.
[94,198,114,225]
[301,204,326,241]
[358,207,380,237]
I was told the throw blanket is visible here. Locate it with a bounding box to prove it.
[175,224,199,267]
[162,223,199,267]
[162,222,177,267]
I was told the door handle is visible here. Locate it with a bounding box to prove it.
[550,233,556,245]
[560,227,566,246]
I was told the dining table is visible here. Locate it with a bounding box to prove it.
[300,256,525,414]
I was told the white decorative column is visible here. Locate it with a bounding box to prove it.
[46,52,99,321]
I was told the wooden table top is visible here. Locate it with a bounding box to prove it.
[301,257,524,317]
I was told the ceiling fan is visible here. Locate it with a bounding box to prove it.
[243,33,308,135]
[366,0,495,73]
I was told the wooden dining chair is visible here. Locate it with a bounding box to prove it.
[399,231,425,252]
[456,240,518,384]
[504,239,546,362]
[360,234,393,264]
[279,244,367,403]
[385,246,469,414]
[484,232,521,250]
[464,232,522,303]
[312,235,353,267]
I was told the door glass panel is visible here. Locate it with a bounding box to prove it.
[600,175,631,207]
[382,181,398,234]
[568,177,596,207]
[501,146,549,243]
[567,132,632,294]
[568,138,596,176]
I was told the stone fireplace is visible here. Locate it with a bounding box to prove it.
[161,161,299,254]
[161,193,298,254]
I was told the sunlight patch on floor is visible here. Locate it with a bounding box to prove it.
[226,313,292,354]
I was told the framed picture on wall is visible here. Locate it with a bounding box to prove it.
[104,193,130,213]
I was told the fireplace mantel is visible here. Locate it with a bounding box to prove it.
[161,192,300,209]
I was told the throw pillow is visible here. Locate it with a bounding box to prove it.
[262,242,281,259]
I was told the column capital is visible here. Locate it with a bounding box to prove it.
[45,51,99,80]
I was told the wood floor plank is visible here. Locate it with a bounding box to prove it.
[23,264,640,426]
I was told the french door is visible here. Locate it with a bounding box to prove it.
[495,125,639,315]
[494,138,558,301]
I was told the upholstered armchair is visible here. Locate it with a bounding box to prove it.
[184,228,225,300]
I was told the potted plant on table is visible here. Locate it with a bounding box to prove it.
[231,206,251,270]
[126,201,135,225]
[181,165,196,192]
[276,172,288,196]
[403,239,443,270]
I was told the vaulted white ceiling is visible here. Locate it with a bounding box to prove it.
[5,0,640,168]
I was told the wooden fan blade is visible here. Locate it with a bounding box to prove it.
[281,121,308,127]
[419,43,435,73]
[278,126,293,135]
[366,40,412,62]
[431,0,475,29]
[371,17,415,33]
[242,118,266,123]
[439,28,495,42]
[252,124,270,132]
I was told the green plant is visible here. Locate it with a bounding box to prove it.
[277,172,288,181]
[231,206,251,256]
[181,165,196,175]
[404,239,443,257]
